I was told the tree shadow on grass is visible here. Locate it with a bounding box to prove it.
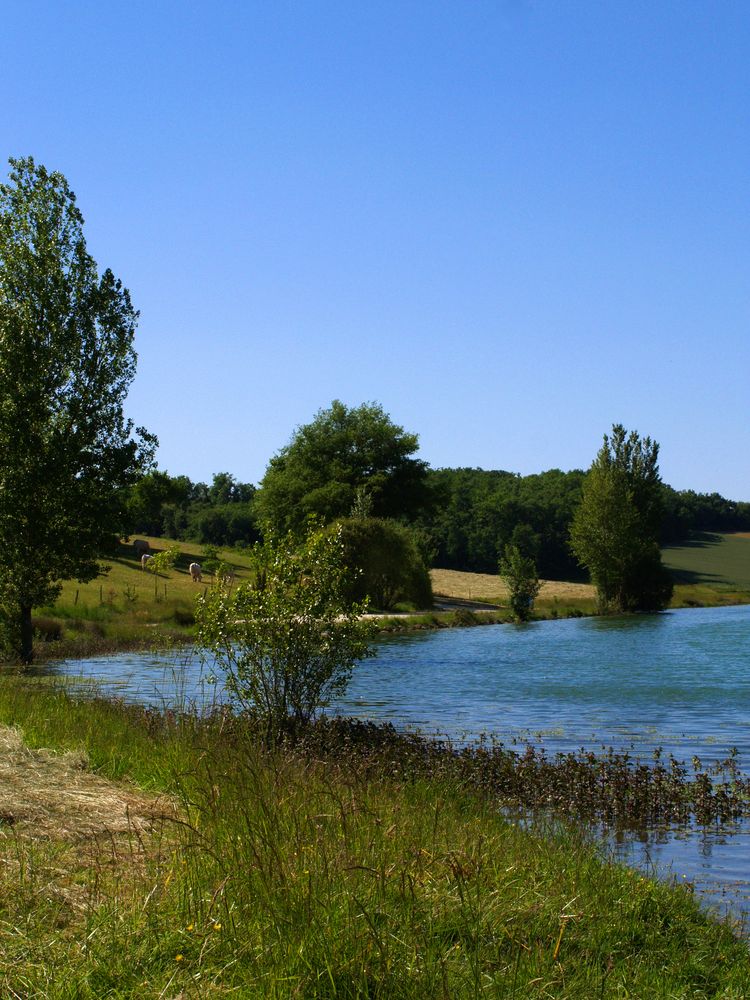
[662,531,723,550]
[109,540,203,573]
[662,532,734,585]
[667,566,725,585]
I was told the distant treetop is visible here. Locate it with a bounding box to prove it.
[255,400,433,535]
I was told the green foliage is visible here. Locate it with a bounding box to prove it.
[126,470,190,536]
[499,543,542,621]
[146,545,180,576]
[196,526,374,737]
[570,425,674,613]
[127,469,260,546]
[199,543,222,574]
[661,486,750,541]
[424,466,587,578]
[333,517,434,611]
[0,157,155,662]
[255,400,433,535]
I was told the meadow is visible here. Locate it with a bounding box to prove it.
[662,532,750,590]
[1,678,749,998]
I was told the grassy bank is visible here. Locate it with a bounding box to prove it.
[0,677,748,998]
[28,536,245,660]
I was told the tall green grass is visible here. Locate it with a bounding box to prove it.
[0,677,748,997]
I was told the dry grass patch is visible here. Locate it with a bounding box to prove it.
[431,568,595,605]
[0,726,175,841]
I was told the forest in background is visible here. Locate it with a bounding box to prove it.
[126,465,750,580]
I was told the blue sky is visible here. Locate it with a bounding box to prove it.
[2,1,748,499]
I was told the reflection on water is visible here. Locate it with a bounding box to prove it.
[49,604,750,931]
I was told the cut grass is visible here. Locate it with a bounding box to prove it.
[0,677,748,998]
[431,569,599,618]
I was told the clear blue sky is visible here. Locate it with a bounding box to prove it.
[2,1,748,499]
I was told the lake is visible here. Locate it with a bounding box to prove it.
[49,604,750,930]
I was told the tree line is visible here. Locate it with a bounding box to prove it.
[128,453,750,578]
[125,400,750,621]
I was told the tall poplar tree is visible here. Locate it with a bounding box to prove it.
[570,424,673,613]
[0,157,155,663]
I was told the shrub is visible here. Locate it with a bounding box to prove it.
[452,608,479,627]
[171,609,195,627]
[31,617,62,642]
[499,543,541,622]
[332,517,433,611]
[196,527,374,739]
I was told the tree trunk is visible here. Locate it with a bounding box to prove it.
[19,604,33,665]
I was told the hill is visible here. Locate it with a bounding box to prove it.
[662,532,750,590]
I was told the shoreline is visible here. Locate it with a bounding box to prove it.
[10,586,749,666]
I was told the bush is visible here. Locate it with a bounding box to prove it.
[452,608,479,627]
[171,609,196,627]
[196,527,374,739]
[31,617,63,642]
[330,517,433,611]
[499,544,541,622]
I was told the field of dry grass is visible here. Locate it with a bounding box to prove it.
[431,568,596,608]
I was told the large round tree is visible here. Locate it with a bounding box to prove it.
[255,400,433,535]
[0,157,155,662]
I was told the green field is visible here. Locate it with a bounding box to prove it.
[663,532,750,589]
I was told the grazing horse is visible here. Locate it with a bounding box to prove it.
[133,539,150,558]
[141,553,153,571]
[189,562,202,583]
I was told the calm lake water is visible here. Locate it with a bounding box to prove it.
[50,604,750,930]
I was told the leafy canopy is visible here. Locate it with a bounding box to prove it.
[256,400,432,535]
[0,157,154,661]
[570,424,673,613]
[196,526,374,739]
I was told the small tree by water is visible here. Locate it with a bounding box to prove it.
[499,543,541,622]
[195,526,374,739]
